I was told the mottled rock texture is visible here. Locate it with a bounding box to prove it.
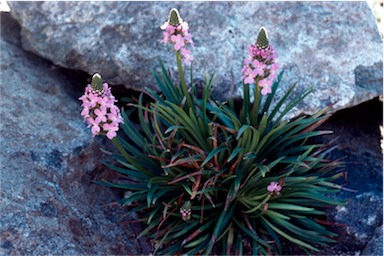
[7,1,383,119]
[0,12,147,255]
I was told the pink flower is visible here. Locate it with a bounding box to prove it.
[79,74,123,140]
[81,107,89,118]
[269,63,279,81]
[181,48,194,65]
[261,86,272,96]
[94,108,107,123]
[259,78,273,96]
[244,75,255,85]
[166,24,176,34]
[91,125,101,135]
[171,34,185,51]
[259,78,272,88]
[183,33,194,46]
[267,182,282,193]
[103,123,119,140]
[252,60,266,76]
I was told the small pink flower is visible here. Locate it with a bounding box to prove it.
[259,78,273,96]
[259,78,272,88]
[181,48,194,65]
[252,60,266,76]
[94,108,107,123]
[165,24,176,34]
[261,86,272,96]
[244,75,255,85]
[103,123,119,140]
[180,21,189,32]
[171,34,185,51]
[91,125,101,135]
[267,182,282,193]
[183,33,194,46]
[269,63,279,80]
[81,107,89,117]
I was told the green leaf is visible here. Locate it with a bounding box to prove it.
[268,82,298,123]
[232,216,272,249]
[201,145,227,167]
[164,125,186,134]
[257,112,268,136]
[261,216,319,251]
[267,203,315,211]
[227,147,244,162]
[206,204,236,254]
[260,217,282,254]
[184,234,210,248]
[236,125,251,140]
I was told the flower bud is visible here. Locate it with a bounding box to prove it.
[256,27,269,50]
[168,8,182,26]
[180,200,192,221]
[90,73,104,94]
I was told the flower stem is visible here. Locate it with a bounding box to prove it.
[243,83,251,124]
[176,51,193,108]
[251,79,261,126]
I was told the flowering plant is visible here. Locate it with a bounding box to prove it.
[80,8,345,255]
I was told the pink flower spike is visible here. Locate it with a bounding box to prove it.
[160,8,194,58]
[79,74,123,140]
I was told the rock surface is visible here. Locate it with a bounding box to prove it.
[316,98,383,256]
[7,1,383,119]
[0,12,147,255]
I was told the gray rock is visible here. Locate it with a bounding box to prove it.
[362,225,383,256]
[330,192,383,252]
[0,12,146,255]
[7,1,383,119]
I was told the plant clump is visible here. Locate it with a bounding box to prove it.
[80,8,346,255]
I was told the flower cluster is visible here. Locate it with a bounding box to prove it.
[79,73,123,140]
[160,8,194,65]
[242,27,278,95]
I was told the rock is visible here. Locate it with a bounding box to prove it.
[0,12,147,255]
[332,193,383,249]
[362,225,383,256]
[7,1,383,119]
[312,98,383,256]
